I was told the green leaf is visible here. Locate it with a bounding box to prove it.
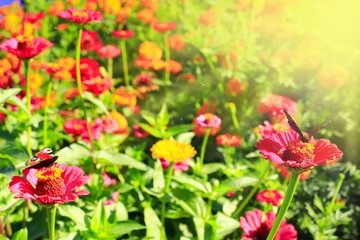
[0,141,29,163]
[172,175,212,194]
[115,201,128,221]
[215,212,240,239]
[0,158,16,177]
[0,88,21,106]
[107,220,145,237]
[144,205,162,240]
[140,111,156,126]
[138,123,164,138]
[91,200,107,231]
[56,143,91,165]
[153,159,165,191]
[83,91,110,116]
[164,124,195,138]
[58,205,88,231]
[193,217,213,240]
[202,163,224,175]
[170,188,207,218]
[96,150,151,171]
[214,177,258,192]
[6,95,30,115]
[175,132,195,144]
[12,228,28,240]
[157,103,169,127]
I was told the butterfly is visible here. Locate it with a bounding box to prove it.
[25,147,58,169]
[283,110,330,142]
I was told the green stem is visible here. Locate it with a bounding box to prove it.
[108,57,113,79]
[46,205,57,240]
[24,59,31,154]
[229,104,240,129]
[75,28,97,167]
[43,74,54,146]
[206,198,213,220]
[164,33,171,85]
[120,39,129,89]
[266,172,300,240]
[329,173,345,212]
[160,162,174,240]
[232,161,271,217]
[198,127,210,175]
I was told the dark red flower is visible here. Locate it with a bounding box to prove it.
[216,134,242,146]
[153,21,177,33]
[97,45,121,58]
[240,209,297,240]
[112,30,134,39]
[0,35,53,59]
[256,190,284,206]
[256,131,343,170]
[9,164,90,204]
[58,8,103,23]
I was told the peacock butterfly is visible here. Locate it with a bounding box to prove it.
[26,147,58,169]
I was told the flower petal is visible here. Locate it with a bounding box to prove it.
[9,176,36,200]
[313,139,343,165]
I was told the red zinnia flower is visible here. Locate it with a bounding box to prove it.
[256,131,343,170]
[9,164,90,204]
[24,12,46,23]
[102,171,117,187]
[240,209,297,240]
[153,21,177,33]
[256,120,291,138]
[256,189,284,206]
[58,8,103,23]
[112,30,134,39]
[0,35,53,59]
[216,134,242,146]
[63,119,86,136]
[97,45,121,58]
[258,94,298,118]
[82,76,113,96]
[80,30,102,52]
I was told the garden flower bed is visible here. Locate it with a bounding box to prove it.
[0,0,359,239]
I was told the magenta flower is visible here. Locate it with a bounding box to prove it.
[0,35,53,59]
[160,158,190,172]
[103,191,120,206]
[58,8,103,23]
[240,209,297,240]
[256,131,343,170]
[102,171,117,187]
[256,189,284,206]
[195,113,222,128]
[9,164,90,204]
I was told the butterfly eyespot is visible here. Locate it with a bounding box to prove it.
[31,157,38,162]
[43,147,53,154]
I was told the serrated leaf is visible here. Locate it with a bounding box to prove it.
[96,150,151,171]
[83,92,110,116]
[58,205,88,231]
[12,228,28,240]
[0,88,21,106]
[107,220,145,237]
[170,188,207,218]
[144,205,162,240]
[172,175,212,194]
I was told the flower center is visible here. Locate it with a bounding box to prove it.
[263,191,276,199]
[16,34,34,49]
[72,11,89,18]
[34,167,66,198]
[282,141,315,164]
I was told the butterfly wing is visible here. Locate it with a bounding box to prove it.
[283,110,308,142]
[308,120,331,138]
[26,156,58,169]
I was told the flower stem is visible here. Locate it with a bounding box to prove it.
[266,172,300,240]
[46,205,57,240]
[329,173,345,212]
[75,28,96,167]
[161,161,174,240]
[232,161,271,217]
[164,33,171,85]
[0,215,5,239]
[120,39,129,89]
[198,127,210,175]
[43,74,54,146]
[24,59,31,154]
[108,58,113,79]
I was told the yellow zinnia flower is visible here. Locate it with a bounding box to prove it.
[150,139,197,163]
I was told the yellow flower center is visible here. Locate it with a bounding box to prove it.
[72,11,89,18]
[263,191,276,198]
[35,167,66,198]
[282,141,315,164]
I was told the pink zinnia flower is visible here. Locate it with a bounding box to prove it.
[9,164,90,204]
[256,190,284,206]
[103,191,120,205]
[133,124,149,138]
[258,94,298,118]
[58,8,103,23]
[160,158,190,172]
[0,35,53,59]
[97,45,121,58]
[256,131,343,170]
[195,113,221,128]
[240,209,297,240]
[102,171,117,187]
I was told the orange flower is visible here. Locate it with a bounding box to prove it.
[166,60,182,74]
[153,22,177,33]
[177,73,195,83]
[226,77,246,96]
[1,12,21,31]
[31,93,55,112]
[56,23,69,31]
[116,7,131,18]
[318,64,350,88]
[84,0,98,11]
[168,34,186,52]
[26,72,43,95]
[67,0,80,6]
[64,88,80,101]
[137,9,157,25]
[141,0,159,12]
[112,87,137,107]
[49,1,65,17]
[30,59,44,70]
[54,70,72,81]
[198,7,218,26]
[102,111,129,134]
[57,57,76,71]
[139,41,162,60]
